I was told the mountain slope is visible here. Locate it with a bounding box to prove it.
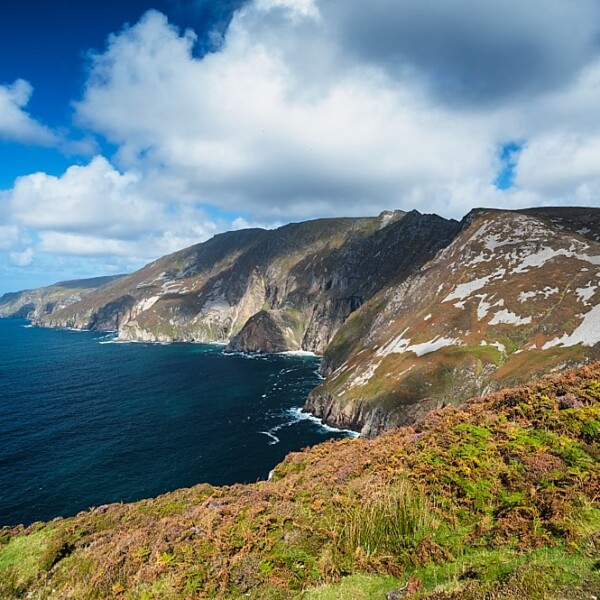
[1,362,598,598]
[307,208,600,435]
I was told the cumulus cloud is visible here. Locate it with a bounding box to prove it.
[0,80,57,145]
[72,1,600,223]
[74,9,498,219]
[0,225,21,250]
[509,61,600,205]
[6,156,219,261]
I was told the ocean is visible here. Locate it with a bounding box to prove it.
[0,318,355,526]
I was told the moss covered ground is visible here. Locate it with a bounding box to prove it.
[1,363,599,598]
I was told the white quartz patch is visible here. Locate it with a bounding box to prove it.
[481,340,506,352]
[377,332,411,356]
[576,283,597,305]
[444,275,492,302]
[377,332,461,357]
[511,246,600,274]
[519,287,559,302]
[488,309,532,326]
[408,337,461,356]
[477,296,505,320]
[477,296,492,320]
[543,304,600,349]
[443,268,506,303]
[349,361,382,389]
[137,296,160,312]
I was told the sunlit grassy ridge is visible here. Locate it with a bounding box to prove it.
[1,363,599,598]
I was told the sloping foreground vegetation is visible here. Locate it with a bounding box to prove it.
[1,364,599,598]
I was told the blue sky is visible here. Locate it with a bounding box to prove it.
[1,0,600,294]
[0,0,246,187]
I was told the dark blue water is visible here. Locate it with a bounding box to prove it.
[0,319,352,526]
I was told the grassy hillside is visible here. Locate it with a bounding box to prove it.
[1,363,599,598]
[307,208,600,436]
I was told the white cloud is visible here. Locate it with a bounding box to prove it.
[6,156,220,260]
[255,0,319,19]
[0,225,21,250]
[74,9,502,219]
[11,156,153,236]
[71,2,600,222]
[515,134,600,201]
[9,247,34,267]
[0,80,57,145]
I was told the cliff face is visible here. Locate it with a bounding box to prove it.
[226,210,461,353]
[34,221,373,344]
[225,310,303,353]
[32,211,461,357]
[306,207,600,435]
[0,275,125,321]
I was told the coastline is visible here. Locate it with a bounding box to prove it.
[13,316,361,438]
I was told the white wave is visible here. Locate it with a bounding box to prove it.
[224,351,269,360]
[313,370,325,380]
[278,350,319,357]
[287,407,360,438]
[98,336,170,346]
[279,367,296,374]
[260,431,280,445]
[99,337,174,346]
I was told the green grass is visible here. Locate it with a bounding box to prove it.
[0,528,55,594]
[304,573,402,599]
[304,545,600,599]
[1,364,599,598]
[330,480,436,560]
[412,545,600,599]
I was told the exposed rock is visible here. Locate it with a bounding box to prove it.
[226,310,302,354]
[30,211,461,357]
[6,206,600,438]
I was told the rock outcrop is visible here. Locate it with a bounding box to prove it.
[226,310,303,354]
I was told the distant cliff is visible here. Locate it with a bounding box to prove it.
[0,275,125,321]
